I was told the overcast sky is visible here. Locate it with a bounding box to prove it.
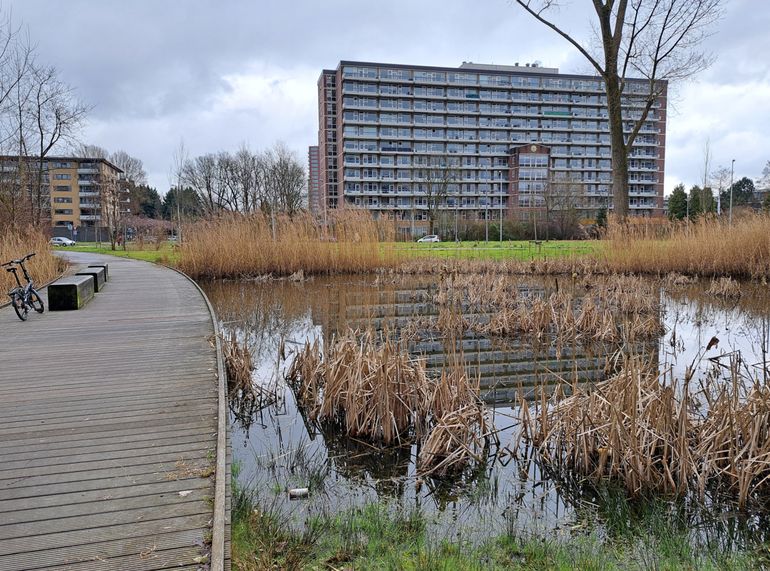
[8,0,769,195]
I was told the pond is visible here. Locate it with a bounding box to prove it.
[202,274,770,551]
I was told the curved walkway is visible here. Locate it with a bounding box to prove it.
[0,253,229,571]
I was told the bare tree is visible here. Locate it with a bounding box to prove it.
[414,153,460,236]
[541,175,585,240]
[711,165,731,215]
[75,143,108,159]
[99,172,122,250]
[513,0,723,219]
[263,143,305,217]
[109,150,147,185]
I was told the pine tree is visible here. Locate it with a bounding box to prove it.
[668,184,688,220]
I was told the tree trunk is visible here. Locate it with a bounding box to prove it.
[605,78,629,220]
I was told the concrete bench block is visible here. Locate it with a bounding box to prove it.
[87,263,109,281]
[48,275,95,311]
[76,266,107,292]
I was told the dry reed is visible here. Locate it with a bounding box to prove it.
[417,351,496,477]
[286,329,431,444]
[521,358,694,497]
[286,329,497,474]
[178,210,397,279]
[520,353,770,508]
[603,213,770,279]
[706,277,742,298]
[0,228,64,294]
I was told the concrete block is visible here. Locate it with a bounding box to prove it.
[76,266,107,292]
[48,275,95,310]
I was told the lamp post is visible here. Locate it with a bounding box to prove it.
[729,159,735,225]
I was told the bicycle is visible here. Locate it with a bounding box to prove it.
[2,252,44,321]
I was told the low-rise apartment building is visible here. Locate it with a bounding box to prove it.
[1,155,125,237]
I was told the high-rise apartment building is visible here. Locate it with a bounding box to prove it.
[308,145,321,213]
[316,60,666,233]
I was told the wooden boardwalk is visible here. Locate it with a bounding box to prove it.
[0,252,229,571]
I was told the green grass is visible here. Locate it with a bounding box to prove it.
[232,471,766,571]
[392,240,601,261]
[69,239,599,269]
[68,242,179,265]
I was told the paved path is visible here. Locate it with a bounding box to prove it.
[0,253,229,571]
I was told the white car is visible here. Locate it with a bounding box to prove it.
[417,234,440,243]
[50,237,76,247]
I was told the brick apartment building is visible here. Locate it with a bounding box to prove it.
[311,60,667,235]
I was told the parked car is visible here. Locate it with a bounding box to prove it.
[50,237,76,247]
[417,234,440,243]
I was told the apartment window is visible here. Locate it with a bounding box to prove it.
[54,185,71,191]
[54,161,71,168]
[54,173,71,180]
[54,196,72,203]
[54,209,73,215]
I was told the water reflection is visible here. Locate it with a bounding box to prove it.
[203,274,770,546]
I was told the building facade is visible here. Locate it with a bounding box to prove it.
[316,60,667,234]
[308,145,321,213]
[48,157,125,231]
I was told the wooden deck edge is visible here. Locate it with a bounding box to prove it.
[168,267,229,571]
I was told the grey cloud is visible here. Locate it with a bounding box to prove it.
[8,0,768,192]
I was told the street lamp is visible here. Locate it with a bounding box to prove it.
[729,159,735,225]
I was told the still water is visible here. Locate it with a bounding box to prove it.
[202,274,770,547]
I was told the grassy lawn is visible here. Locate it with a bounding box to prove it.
[67,239,600,269]
[68,241,179,265]
[392,239,601,261]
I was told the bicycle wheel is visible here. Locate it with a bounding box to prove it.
[11,291,28,321]
[29,289,44,313]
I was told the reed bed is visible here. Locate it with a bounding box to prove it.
[519,355,770,508]
[427,272,663,345]
[603,214,770,279]
[286,329,496,474]
[221,331,278,421]
[286,330,431,444]
[395,256,605,278]
[520,358,694,497]
[0,228,63,294]
[178,210,397,279]
[706,277,742,298]
[417,352,497,477]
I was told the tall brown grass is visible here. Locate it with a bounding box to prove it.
[286,329,430,444]
[604,213,770,279]
[178,211,397,278]
[286,328,497,474]
[0,228,63,295]
[520,354,770,508]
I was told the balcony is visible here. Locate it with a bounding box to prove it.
[77,167,99,175]
[79,214,101,221]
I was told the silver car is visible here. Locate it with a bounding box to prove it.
[50,237,76,247]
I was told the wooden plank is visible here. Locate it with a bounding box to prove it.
[0,513,211,556]
[0,252,226,570]
[0,478,212,514]
[0,440,215,473]
[0,529,203,571]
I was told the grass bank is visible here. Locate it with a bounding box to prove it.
[1,229,64,293]
[398,240,599,261]
[232,473,763,570]
[69,241,178,265]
